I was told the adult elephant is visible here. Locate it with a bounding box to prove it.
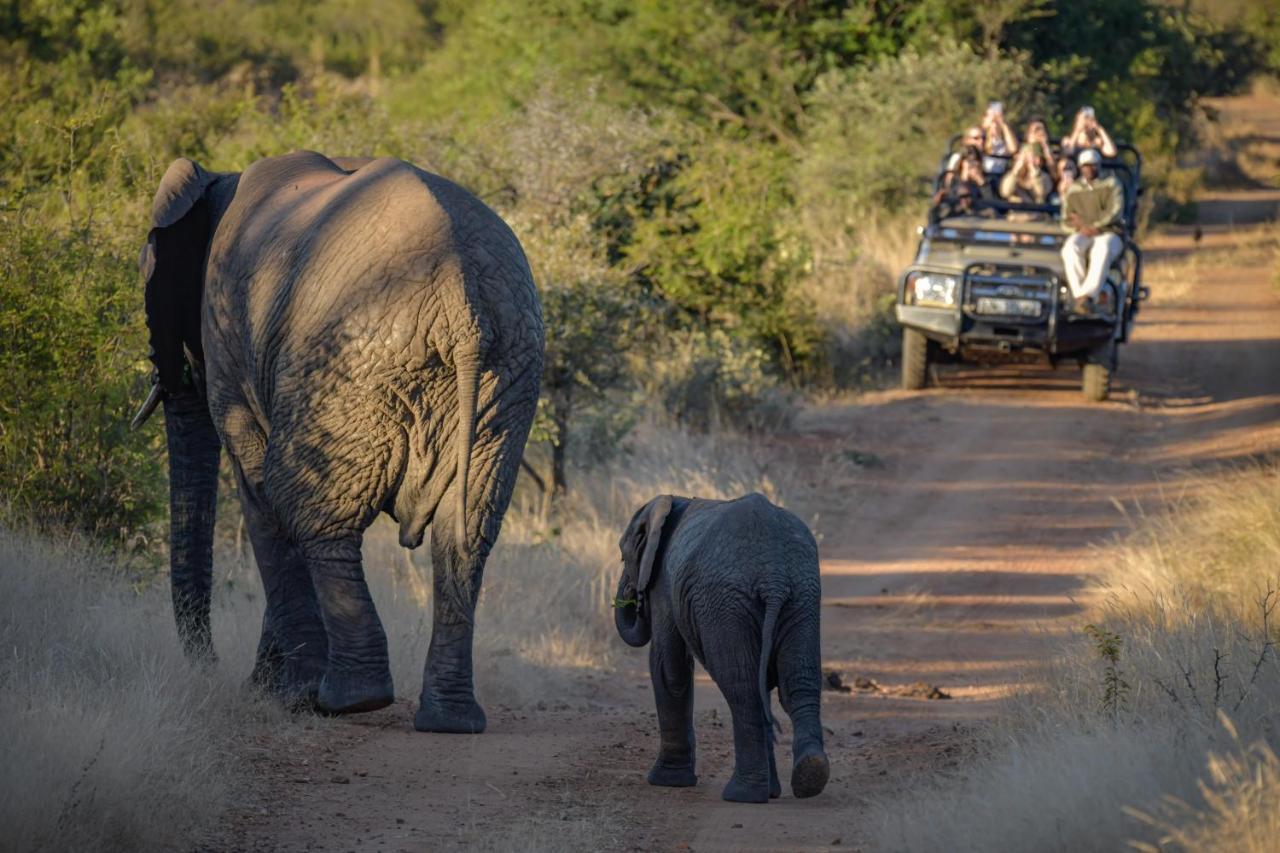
[133,151,544,733]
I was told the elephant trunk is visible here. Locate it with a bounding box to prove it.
[163,391,221,661]
[613,574,651,647]
[453,345,481,560]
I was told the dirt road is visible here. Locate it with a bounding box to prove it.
[222,104,1280,852]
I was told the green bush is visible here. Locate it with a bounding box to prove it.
[535,279,641,497]
[0,218,162,545]
[621,133,821,380]
[0,0,1273,538]
[800,41,1043,216]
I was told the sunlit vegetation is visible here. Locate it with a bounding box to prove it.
[1,0,1275,536]
[868,463,1280,851]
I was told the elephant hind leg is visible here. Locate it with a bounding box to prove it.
[230,455,328,707]
[301,534,395,714]
[776,612,829,799]
[260,405,399,715]
[413,515,486,733]
[413,414,530,735]
[703,648,773,804]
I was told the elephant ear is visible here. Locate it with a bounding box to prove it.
[634,494,674,594]
[144,158,215,396]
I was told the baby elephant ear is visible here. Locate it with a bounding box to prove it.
[636,494,674,593]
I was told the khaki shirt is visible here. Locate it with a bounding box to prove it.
[1061,174,1123,234]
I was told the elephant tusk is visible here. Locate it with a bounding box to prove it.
[130,382,164,430]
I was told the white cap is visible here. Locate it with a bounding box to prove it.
[1078,148,1102,166]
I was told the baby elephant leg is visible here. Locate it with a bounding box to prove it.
[706,657,773,804]
[647,622,697,787]
[778,620,830,799]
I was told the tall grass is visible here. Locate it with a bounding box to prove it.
[0,420,791,849]
[868,464,1280,851]
[0,529,279,853]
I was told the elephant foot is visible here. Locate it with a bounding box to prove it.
[770,772,782,800]
[791,749,830,799]
[278,660,326,710]
[315,669,394,715]
[721,774,771,804]
[414,696,487,734]
[648,761,697,787]
[248,655,326,709]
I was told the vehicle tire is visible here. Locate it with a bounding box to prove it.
[1082,361,1110,402]
[902,328,929,390]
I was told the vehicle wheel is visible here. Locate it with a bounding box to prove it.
[1082,361,1110,402]
[901,328,929,390]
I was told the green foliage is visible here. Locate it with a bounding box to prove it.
[536,279,641,494]
[622,134,820,379]
[2,0,434,83]
[0,218,162,545]
[1005,0,1262,164]
[1085,624,1131,718]
[1,0,1274,537]
[801,41,1043,214]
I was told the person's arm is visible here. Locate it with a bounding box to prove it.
[1060,188,1079,233]
[943,152,960,188]
[999,169,1019,200]
[1061,114,1084,153]
[999,118,1019,155]
[1094,124,1118,158]
[1033,170,1053,203]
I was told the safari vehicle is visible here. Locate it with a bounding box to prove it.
[894,141,1148,401]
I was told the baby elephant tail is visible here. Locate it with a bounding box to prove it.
[758,595,785,745]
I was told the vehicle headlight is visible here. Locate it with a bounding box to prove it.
[910,273,959,307]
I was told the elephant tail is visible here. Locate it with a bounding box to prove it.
[758,594,784,745]
[454,344,482,560]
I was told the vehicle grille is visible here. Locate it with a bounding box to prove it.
[963,263,1057,322]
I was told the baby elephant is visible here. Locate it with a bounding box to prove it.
[614,493,829,803]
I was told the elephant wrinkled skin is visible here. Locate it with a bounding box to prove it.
[139,151,544,732]
[614,493,830,803]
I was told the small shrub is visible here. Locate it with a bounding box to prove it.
[643,329,794,433]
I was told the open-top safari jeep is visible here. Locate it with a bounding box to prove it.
[894,140,1148,401]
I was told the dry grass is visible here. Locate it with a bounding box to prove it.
[2,419,793,849]
[801,210,917,388]
[867,463,1280,852]
[1099,467,1280,626]
[0,529,282,853]
[1146,222,1280,305]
